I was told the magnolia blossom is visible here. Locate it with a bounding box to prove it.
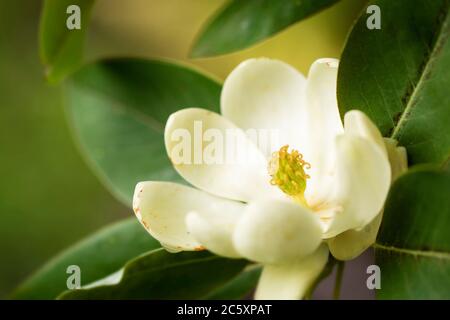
[133,58,407,299]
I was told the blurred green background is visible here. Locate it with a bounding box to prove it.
[0,0,365,298]
[0,1,127,297]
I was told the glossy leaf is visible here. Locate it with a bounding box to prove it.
[191,0,340,57]
[203,266,262,299]
[58,249,248,299]
[375,167,450,299]
[40,0,95,83]
[11,218,159,299]
[337,0,450,166]
[65,58,221,206]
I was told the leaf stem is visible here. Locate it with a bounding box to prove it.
[333,261,345,300]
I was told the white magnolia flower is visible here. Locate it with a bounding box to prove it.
[133,58,407,299]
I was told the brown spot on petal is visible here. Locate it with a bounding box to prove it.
[142,220,150,230]
[194,246,206,251]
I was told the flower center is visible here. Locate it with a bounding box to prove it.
[268,145,310,205]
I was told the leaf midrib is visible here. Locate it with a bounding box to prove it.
[390,2,450,139]
[124,252,222,280]
[373,243,450,260]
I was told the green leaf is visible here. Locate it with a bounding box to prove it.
[40,0,95,83]
[337,0,450,166]
[65,58,221,206]
[374,167,450,299]
[58,249,248,299]
[191,0,340,58]
[11,218,159,299]
[203,265,262,299]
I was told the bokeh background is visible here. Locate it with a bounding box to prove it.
[0,0,371,298]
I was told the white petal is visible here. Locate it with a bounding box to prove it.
[328,212,383,260]
[221,58,307,157]
[133,181,244,251]
[323,134,391,238]
[165,108,277,202]
[344,110,387,156]
[186,210,242,258]
[233,199,323,264]
[384,138,408,180]
[328,138,407,260]
[303,59,344,207]
[255,244,329,300]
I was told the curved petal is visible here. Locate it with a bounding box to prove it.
[323,134,391,238]
[133,181,244,251]
[384,138,408,180]
[328,137,407,259]
[165,108,278,202]
[221,58,307,157]
[344,110,386,156]
[303,59,344,207]
[233,199,323,264]
[328,212,383,260]
[255,244,329,300]
[186,210,242,258]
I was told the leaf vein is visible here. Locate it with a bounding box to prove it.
[373,243,450,260]
[391,2,450,139]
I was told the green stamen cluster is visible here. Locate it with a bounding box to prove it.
[268,145,310,205]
